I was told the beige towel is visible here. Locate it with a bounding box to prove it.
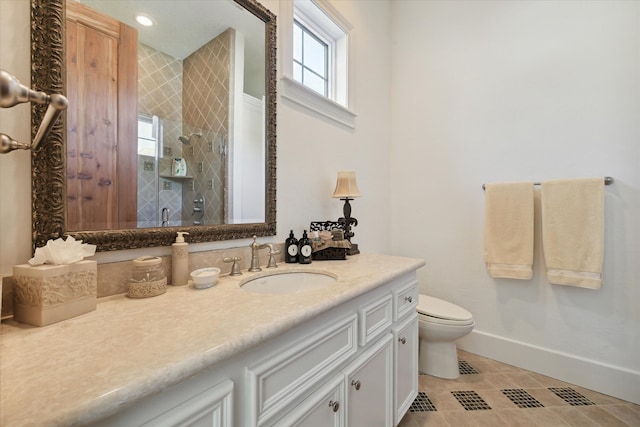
[484,182,534,279]
[541,178,604,289]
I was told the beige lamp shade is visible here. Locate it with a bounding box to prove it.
[332,171,361,198]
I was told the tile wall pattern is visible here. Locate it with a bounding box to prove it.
[182,30,231,225]
[136,154,157,224]
[136,33,230,226]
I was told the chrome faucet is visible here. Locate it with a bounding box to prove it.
[249,235,271,272]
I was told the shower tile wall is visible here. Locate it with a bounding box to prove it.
[137,155,157,224]
[182,30,231,225]
[138,43,184,225]
[136,34,229,226]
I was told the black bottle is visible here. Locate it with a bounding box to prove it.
[298,230,313,264]
[285,230,299,263]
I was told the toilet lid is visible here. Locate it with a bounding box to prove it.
[417,295,473,322]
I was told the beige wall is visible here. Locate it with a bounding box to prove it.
[0,0,32,276]
[390,0,640,403]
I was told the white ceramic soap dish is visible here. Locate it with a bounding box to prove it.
[190,267,220,289]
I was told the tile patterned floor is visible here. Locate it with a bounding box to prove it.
[398,350,640,426]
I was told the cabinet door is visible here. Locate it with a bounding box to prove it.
[393,313,419,425]
[141,379,233,427]
[344,334,393,427]
[273,374,345,427]
[247,313,357,425]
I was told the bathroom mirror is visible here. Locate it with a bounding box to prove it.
[31,0,276,251]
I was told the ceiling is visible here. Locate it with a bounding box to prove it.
[78,0,265,61]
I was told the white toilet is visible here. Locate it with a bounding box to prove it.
[417,294,475,379]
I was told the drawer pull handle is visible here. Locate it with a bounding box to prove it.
[405,296,413,303]
[329,400,340,412]
[351,380,361,390]
[399,337,407,344]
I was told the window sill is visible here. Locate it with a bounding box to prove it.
[280,76,356,129]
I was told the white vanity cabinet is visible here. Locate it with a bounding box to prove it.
[344,333,394,426]
[246,313,359,425]
[273,374,345,426]
[1,254,427,427]
[254,277,417,426]
[98,378,234,427]
[274,334,393,427]
[393,313,419,425]
[141,379,234,427]
[95,272,420,427]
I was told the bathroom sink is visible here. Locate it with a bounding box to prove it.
[240,271,337,294]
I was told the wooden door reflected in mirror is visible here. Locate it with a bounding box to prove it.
[66,1,138,230]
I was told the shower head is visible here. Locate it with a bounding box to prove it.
[178,133,202,145]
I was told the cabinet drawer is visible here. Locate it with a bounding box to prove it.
[358,293,393,346]
[247,313,357,426]
[393,280,418,321]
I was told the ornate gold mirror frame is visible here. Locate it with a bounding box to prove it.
[31,0,277,252]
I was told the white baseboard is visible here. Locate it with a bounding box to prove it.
[457,330,640,405]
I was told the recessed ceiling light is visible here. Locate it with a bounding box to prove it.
[135,14,154,27]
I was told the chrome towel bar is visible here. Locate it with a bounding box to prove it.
[482,176,614,190]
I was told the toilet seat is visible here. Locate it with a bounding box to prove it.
[417,295,474,325]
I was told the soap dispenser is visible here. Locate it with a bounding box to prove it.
[285,230,299,263]
[298,230,313,264]
[172,232,189,286]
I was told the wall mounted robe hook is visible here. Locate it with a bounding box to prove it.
[0,69,68,154]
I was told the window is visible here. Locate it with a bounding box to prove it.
[282,0,355,128]
[293,0,347,105]
[293,19,329,97]
[137,114,159,157]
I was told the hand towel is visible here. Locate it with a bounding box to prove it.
[484,182,534,279]
[541,178,604,289]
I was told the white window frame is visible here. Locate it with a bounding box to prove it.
[281,0,356,128]
[293,18,330,97]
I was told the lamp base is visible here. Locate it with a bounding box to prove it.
[348,243,360,255]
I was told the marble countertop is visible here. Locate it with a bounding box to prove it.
[0,253,425,426]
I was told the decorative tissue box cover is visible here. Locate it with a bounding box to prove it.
[13,260,97,326]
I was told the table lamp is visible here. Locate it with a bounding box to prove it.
[332,171,361,255]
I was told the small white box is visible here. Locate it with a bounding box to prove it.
[13,260,97,326]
